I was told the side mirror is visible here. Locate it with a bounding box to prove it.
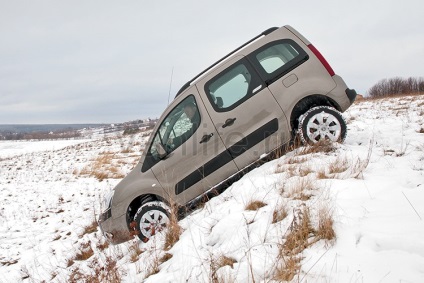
[156,143,167,159]
[216,96,224,108]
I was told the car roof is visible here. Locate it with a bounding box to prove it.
[174,26,280,98]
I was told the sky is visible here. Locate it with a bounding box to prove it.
[1,0,423,124]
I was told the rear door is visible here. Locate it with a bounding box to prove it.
[141,86,238,205]
[196,55,290,170]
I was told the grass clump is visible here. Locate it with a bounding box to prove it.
[245,200,267,211]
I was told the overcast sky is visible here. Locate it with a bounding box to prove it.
[1,0,423,124]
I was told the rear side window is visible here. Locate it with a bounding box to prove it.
[256,43,300,73]
[251,39,308,84]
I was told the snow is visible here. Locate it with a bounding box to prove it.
[0,139,91,159]
[1,95,423,282]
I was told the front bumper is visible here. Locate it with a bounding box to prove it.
[98,210,133,245]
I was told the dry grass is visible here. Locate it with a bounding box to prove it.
[317,156,350,179]
[83,220,98,235]
[296,140,337,156]
[272,203,288,224]
[210,254,238,283]
[316,205,336,242]
[274,255,301,282]
[164,205,182,251]
[245,200,267,211]
[160,253,173,264]
[74,242,94,261]
[96,240,109,251]
[69,256,121,283]
[328,157,350,174]
[283,209,314,256]
[144,257,161,279]
[285,177,314,200]
[276,202,335,280]
[79,152,125,181]
[129,242,144,263]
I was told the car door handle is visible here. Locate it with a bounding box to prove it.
[200,133,214,144]
[222,118,236,128]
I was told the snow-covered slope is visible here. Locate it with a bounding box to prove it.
[1,95,423,282]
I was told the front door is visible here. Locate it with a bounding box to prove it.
[197,55,290,169]
[142,86,238,205]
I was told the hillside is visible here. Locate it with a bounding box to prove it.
[0,95,423,282]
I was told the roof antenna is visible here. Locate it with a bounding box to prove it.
[167,67,174,105]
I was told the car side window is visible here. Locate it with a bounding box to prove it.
[142,95,200,172]
[256,42,300,73]
[251,39,308,84]
[205,59,262,112]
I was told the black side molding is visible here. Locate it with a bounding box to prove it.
[175,118,279,195]
[345,88,357,103]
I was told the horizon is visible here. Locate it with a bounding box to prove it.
[1,0,423,124]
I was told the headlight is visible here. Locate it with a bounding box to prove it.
[102,190,114,211]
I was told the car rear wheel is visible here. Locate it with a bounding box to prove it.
[134,201,170,242]
[298,106,347,144]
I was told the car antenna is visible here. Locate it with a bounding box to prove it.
[167,66,174,105]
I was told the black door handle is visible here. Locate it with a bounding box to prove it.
[222,118,236,128]
[200,133,214,144]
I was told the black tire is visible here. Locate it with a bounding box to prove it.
[133,201,170,242]
[298,106,347,144]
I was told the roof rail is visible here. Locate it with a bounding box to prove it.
[175,26,279,98]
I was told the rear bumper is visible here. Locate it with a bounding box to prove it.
[326,75,356,112]
[345,88,357,103]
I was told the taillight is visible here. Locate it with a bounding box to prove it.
[308,44,335,76]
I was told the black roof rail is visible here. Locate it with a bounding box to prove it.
[175,26,279,98]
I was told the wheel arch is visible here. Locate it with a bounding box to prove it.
[125,194,167,228]
[290,94,342,134]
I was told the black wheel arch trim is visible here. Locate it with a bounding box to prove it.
[289,94,342,134]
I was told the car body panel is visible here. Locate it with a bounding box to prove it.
[98,25,356,244]
[196,55,289,169]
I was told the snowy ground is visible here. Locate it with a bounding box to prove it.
[0,95,423,282]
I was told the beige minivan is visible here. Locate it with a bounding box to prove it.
[99,25,357,244]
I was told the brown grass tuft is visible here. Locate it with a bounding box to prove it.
[164,205,182,251]
[283,209,314,256]
[159,253,173,264]
[272,204,288,224]
[74,242,94,261]
[296,140,337,156]
[274,256,301,282]
[69,256,121,283]
[285,177,315,200]
[83,220,98,235]
[245,200,267,211]
[316,206,336,242]
[210,254,238,283]
[129,242,144,263]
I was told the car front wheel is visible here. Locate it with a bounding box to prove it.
[298,106,347,144]
[134,201,170,242]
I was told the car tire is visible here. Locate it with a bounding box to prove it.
[298,106,347,144]
[134,201,170,242]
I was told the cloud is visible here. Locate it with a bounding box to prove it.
[1,0,423,123]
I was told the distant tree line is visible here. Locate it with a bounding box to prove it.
[0,130,81,140]
[368,77,424,98]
